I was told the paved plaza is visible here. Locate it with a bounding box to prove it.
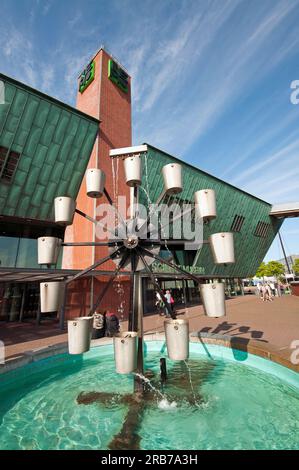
[1,294,298,371]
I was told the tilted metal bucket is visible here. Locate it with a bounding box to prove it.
[164,319,189,360]
[124,155,142,186]
[200,282,226,317]
[40,281,63,313]
[209,232,235,264]
[68,316,93,354]
[54,196,76,225]
[194,189,216,221]
[113,331,138,374]
[37,237,61,265]
[86,168,106,198]
[162,163,182,194]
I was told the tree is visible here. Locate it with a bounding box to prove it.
[293,259,299,275]
[265,261,285,278]
[255,262,268,278]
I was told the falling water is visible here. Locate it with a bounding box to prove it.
[134,373,177,409]
[113,274,125,322]
[183,360,200,407]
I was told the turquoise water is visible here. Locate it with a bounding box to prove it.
[0,342,299,450]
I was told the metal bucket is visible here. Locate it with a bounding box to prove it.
[40,281,63,313]
[209,232,235,264]
[113,331,138,374]
[194,189,216,220]
[37,237,61,265]
[200,282,226,317]
[86,168,106,197]
[54,196,76,225]
[162,163,182,194]
[68,316,93,354]
[124,155,142,186]
[164,319,189,360]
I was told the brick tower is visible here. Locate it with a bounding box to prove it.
[63,48,132,317]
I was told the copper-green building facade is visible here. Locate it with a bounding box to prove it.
[0,72,99,269]
[140,145,283,279]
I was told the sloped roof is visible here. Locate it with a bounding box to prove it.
[0,73,99,221]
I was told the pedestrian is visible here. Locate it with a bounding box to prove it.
[92,309,106,339]
[164,290,172,317]
[256,282,262,298]
[266,283,273,301]
[105,310,120,337]
[155,291,164,316]
[269,281,276,297]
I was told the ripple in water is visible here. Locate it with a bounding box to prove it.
[0,346,298,450]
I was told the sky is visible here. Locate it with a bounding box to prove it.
[0,0,298,262]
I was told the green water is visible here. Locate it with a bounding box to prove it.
[0,344,299,450]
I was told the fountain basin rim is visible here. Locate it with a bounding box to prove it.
[1,333,298,392]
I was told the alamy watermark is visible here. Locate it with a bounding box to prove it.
[290,340,299,365]
[94,197,204,250]
[290,80,299,104]
[0,340,4,364]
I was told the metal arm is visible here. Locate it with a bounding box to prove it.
[89,251,130,315]
[140,246,202,285]
[66,246,123,285]
[75,208,118,237]
[62,241,123,247]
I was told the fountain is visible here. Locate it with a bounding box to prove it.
[38,146,234,380]
[2,148,298,450]
[34,146,237,447]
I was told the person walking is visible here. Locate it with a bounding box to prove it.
[266,283,273,301]
[155,291,165,316]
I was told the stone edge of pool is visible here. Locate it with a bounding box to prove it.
[1,331,298,376]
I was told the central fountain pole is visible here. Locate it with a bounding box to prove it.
[128,181,144,393]
[134,272,144,393]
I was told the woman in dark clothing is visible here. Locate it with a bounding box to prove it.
[105,310,120,337]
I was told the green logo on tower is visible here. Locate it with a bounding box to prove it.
[79,61,95,93]
[108,59,128,93]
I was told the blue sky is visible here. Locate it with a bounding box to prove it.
[0,0,298,262]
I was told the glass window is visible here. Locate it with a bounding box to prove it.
[16,238,39,268]
[0,236,19,267]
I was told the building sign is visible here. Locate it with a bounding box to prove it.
[108,59,129,93]
[151,261,205,275]
[79,61,95,93]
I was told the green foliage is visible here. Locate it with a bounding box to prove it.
[265,261,285,277]
[255,262,268,278]
[255,260,285,278]
[293,259,299,275]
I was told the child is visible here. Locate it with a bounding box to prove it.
[92,309,106,339]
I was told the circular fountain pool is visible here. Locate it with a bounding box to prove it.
[0,341,299,450]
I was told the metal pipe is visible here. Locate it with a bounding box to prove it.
[88,252,130,315]
[66,247,123,285]
[75,208,117,237]
[140,246,201,285]
[134,272,144,393]
[62,241,123,247]
[160,358,167,383]
[278,231,292,275]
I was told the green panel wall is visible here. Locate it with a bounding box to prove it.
[139,145,283,278]
[0,73,99,221]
